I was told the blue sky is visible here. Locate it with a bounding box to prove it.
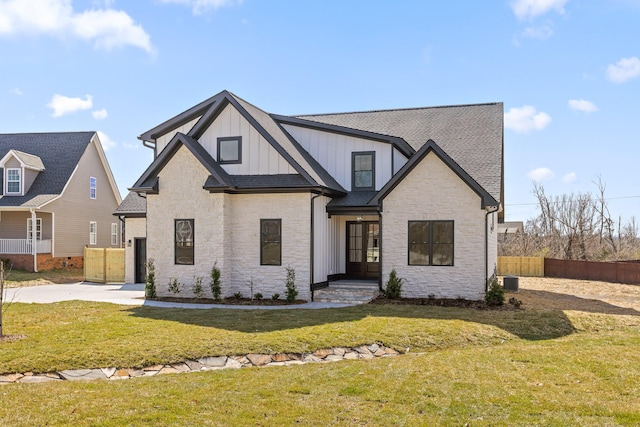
[1,0,639,223]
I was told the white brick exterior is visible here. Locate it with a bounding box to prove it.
[124,217,146,284]
[145,145,311,300]
[381,153,491,300]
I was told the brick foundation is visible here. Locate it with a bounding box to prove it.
[0,254,83,272]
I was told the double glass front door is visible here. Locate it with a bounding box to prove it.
[346,221,379,278]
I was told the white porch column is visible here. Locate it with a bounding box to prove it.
[30,208,37,272]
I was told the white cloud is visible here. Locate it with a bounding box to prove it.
[0,0,153,53]
[521,24,554,39]
[10,87,22,95]
[511,0,569,20]
[47,94,93,117]
[504,105,552,133]
[161,0,241,15]
[607,57,640,83]
[568,99,598,113]
[92,108,108,120]
[527,167,555,181]
[562,172,577,183]
[122,141,140,150]
[96,131,116,151]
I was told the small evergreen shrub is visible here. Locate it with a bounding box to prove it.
[254,292,263,300]
[144,258,156,299]
[192,276,204,298]
[485,277,505,306]
[385,268,403,299]
[168,277,182,295]
[285,266,298,303]
[210,263,221,301]
[271,293,280,300]
[233,292,243,299]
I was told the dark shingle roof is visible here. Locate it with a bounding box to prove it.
[298,103,503,203]
[0,132,95,207]
[114,191,147,216]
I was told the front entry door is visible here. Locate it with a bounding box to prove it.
[134,238,147,284]
[346,221,379,278]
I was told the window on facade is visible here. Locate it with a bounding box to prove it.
[7,168,21,194]
[260,219,281,265]
[408,221,454,266]
[90,177,97,199]
[217,137,242,164]
[352,152,375,190]
[111,223,118,246]
[89,221,97,245]
[175,219,194,265]
[27,218,42,241]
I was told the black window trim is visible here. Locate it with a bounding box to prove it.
[260,218,282,266]
[407,220,455,267]
[217,136,242,164]
[174,218,195,265]
[351,151,375,191]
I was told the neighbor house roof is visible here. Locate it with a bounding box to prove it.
[0,132,96,208]
[114,191,147,217]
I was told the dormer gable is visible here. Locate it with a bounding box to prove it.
[0,149,45,196]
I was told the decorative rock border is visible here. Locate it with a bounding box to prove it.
[0,344,399,385]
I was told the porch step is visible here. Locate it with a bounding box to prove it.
[314,281,380,305]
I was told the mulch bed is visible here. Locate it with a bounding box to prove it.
[148,296,307,306]
[370,295,522,310]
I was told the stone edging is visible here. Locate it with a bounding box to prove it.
[0,344,399,385]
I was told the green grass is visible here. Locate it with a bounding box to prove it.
[1,301,639,425]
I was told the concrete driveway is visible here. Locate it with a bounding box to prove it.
[4,282,351,309]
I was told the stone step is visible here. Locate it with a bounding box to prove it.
[314,285,380,304]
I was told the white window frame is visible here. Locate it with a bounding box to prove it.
[90,176,97,200]
[111,223,118,246]
[6,168,21,194]
[27,218,42,241]
[89,221,97,245]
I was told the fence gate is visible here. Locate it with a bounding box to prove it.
[84,247,125,283]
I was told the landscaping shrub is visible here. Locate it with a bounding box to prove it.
[168,277,182,295]
[385,268,403,299]
[271,293,280,300]
[192,276,204,298]
[285,266,298,303]
[210,263,221,301]
[145,259,156,299]
[254,292,263,300]
[485,277,505,306]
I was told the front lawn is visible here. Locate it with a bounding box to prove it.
[3,267,84,288]
[0,293,639,425]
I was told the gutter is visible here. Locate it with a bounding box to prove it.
[484,205,500,291]
[30,208,38,273]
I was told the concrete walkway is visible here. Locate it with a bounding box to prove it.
[4,282,352,309]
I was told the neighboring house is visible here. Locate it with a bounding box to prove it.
[498,221,524,243]
[0,132,122,271]
[117,90,503,300]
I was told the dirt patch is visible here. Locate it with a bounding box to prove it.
[0,334,26,342]
[511,276,640,314]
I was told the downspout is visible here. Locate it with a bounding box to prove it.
[142,139,157,158]
[378,211,383,292]
[310,192,323,302]
[30,208,37,273]
[484,205,500,291]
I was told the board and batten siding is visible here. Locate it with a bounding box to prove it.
[0,211,52,240]
[154,116,202,155]
[45,139,121,257]
[312,196,339,283]
[198,104,296,175]
[282,124,408,191]
[381,152,487,300]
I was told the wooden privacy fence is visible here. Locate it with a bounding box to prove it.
[84,247,125,283]
[497,256,544,277]
[544,258,640,285]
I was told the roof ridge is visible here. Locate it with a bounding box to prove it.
[0,131,95,136]
[295,102,502,118]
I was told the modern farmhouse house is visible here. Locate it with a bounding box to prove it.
[0,132,122,271]
[118,90,503,301]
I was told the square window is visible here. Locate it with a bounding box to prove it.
[352,152,375,190]
[408,221,454,266]
[217,137,242,164]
